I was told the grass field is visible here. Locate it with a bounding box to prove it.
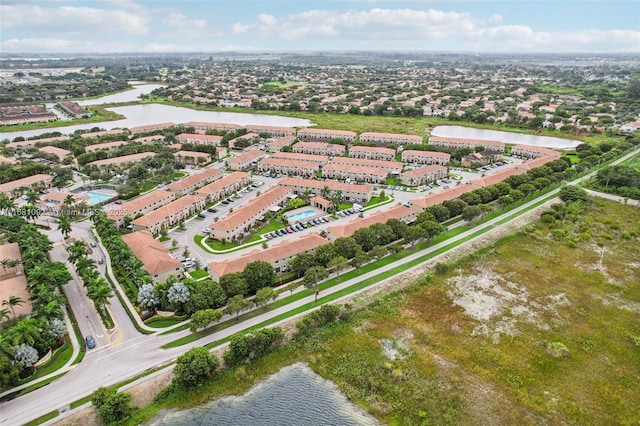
[137,197,639,426]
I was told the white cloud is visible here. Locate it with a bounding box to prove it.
[0,4,150,35]
[161,11,211,37]
[1,38,139,53]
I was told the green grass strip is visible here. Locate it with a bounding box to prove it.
[18,372,67,396]
[22,410,59,426]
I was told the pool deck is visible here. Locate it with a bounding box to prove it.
[286,206,325,224]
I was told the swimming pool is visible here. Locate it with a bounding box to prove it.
[288,209,316,222]
[86,191,114,205]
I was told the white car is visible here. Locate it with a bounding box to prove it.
[203,228,211,234]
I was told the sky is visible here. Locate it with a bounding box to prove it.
[1,1,639,54]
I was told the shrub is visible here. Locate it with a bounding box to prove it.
[92,387,134,425]
[295,304,341,339]
[173,347,220,388]
[223,327,284,367]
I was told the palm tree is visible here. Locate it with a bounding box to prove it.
[88,283,113,312]
[63,194,75,206]
[25,191,39,205]
[75,256,96,276]
[9,317,41,346]
[2,295,25,318]
[320,185,330,199]
[0,194,15,211]
[0,307,10,323]
[36,300,64,321]
[57,215,72,239]
[26,264,49,291]
[0,334,15,358]
[67,241,89,264]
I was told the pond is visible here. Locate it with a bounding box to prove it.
[145,363,381,426]
[431,125,581,150]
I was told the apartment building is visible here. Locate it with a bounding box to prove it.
[0,174,52,198]
[0,243,32,319]
[85,141,128,152]
[278,177,374,203]
[129,122,176,135]
[400,165,448,186]
[401,150,451,165]
[330,156,402,174]
[195,171,250,203]
[409,185,476,211]
[176,133,223,145]
[184,121,240,133]
[0,155,17,165]
[349,146,396,161]
[293,141,346,157]
[228,133,260,150]
[173,150,211,165]
[81,129,128,139]
[296,128,357,144]
[86,152,155,168]
[216,146,228,158]
[468,167,525,187]
[428,136,505,153]
[271,151,329,164]
[208,233,327,280]
[359,132,423,146]
[322,164,388,184]
[245,125,296,137]
[266,135,296,152]
[131,194,206,234]
[39,146,71,162]
[512,144,561,159]
[166,167,223,197]
[121,231,183,283]
[133,135,164,144]
[515,156,558,171]
[6,135,70,150]
[227,150,264,171]
[258,158,320,177]
[209,186,291,242]
[326,204,416,240]
[106,189,175,228]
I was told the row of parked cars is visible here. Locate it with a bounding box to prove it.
[336,207,362,217]
[264,217,330,239]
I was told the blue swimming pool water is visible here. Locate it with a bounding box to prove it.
[86,191,113,205]
[288,209,316,221]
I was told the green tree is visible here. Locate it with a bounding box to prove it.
[57,215,72,239]
[351,249,370,268]
[253,287,278,310]
[303,266,328,303]
[289,253,317,278]
[226,295,252,320]
[403,225,427,248]
[25,191,39,205]
[283,281,299,298]
[370,245,388,263]
[462,205,483,223]
[327,256,348,280]
[559,185,589,202]
[242,260,275,294]
[2,295,25,318]
[189,309,223,332]
[92,387,133,425]
[173,347,220,388]
[331,237,361,259]
[219,272,248,298]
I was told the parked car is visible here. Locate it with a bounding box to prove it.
[322,217,330,222]
[97,258,104,265]
[207,207,218,213]
[203,228,211,234]
[198,213,207,218]
[85,335,96,349]
[90,241,97,247]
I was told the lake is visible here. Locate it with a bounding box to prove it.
[431,125,581,150]
[145,363,381,426]
[0,104,314,140]
[74,83,165,105]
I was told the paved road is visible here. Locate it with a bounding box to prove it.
[2,148,637,425]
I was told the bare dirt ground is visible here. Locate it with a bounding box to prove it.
[52,201,558,425]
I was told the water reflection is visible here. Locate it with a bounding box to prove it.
[146,363,381,426]
[431,125,581,149]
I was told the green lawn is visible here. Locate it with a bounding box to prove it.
[140,181,157,192]
[18,340,73,386]
[188,269,210,280]
[158,236,170,242]
[144,315,188,328]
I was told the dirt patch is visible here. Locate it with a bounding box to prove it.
[53,407,100,426]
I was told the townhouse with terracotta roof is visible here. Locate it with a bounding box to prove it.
[468,167,525,188]
[428,136,505,153]
[129,122,176,135]
[293,141,346,157]
[208,233,327,280]
[258,158,320,177]
[271,151,329,164]
[85,141,128,152]
[0,155,17,166]
[400,165,448,186]
[0,174,52,198]
[515,156,558,171]
[176,133,223,145]
[0,243,32,320]
[39,146,72,162]
[278,177,373,203]
[322,164,388,184]
[81,129,129,139]
[244,125,296,137]
[296,128,357,144]
[512,144,561,159]
[227,150,264,171]
[195,171,250,203]
[228,133,260,150]
[401,149,451,165]
[173,150,211,166]
[359,132,423,146]
[209,186,291,242]
[310,195,333,212]
[86,152,155,168]
[121,231,183,283]
[330,156,402,174]
[216,146,228,158]
[6,136,70,150]
[409,185,476,211]
[349,145,396,161]
[131,194,206,234]
[266,135,296,152]
[185,121,240,133]
[106,189,176,228]
[166,167,223,197]
[133,135,165,144]
[326,204,416,240]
